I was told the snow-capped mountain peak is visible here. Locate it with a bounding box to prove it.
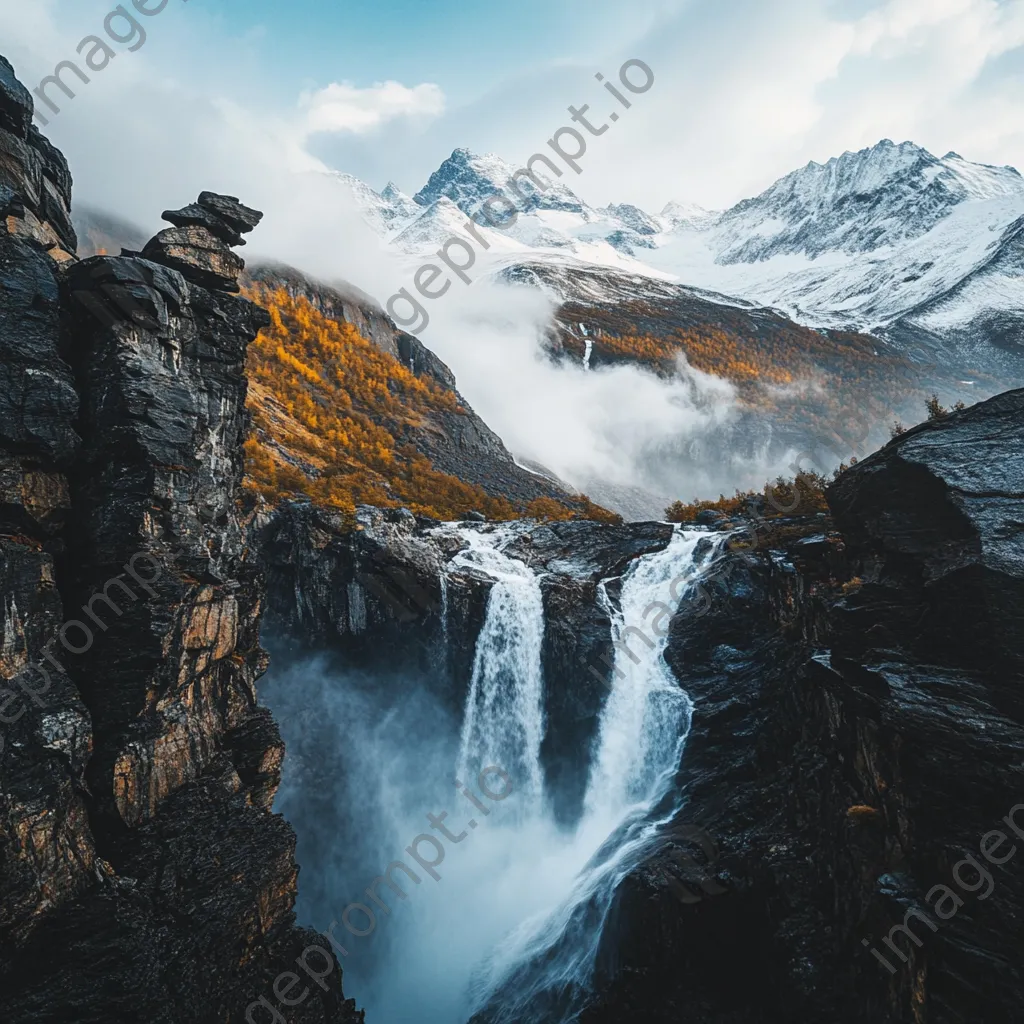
[380,181,420,219]
[333,139,1024,367]
[601,203,662,236]
[660,200,719,231]
[709,139,1024,265]
[938,150,1024,201]
[413,147,592,217]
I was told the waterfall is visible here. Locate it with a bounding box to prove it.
[267,522,720,1024]
[582,338,593,371]
[466,528,719,1023]
[439,569,450,649]
[583,530,707,817]
[450,525,547,814]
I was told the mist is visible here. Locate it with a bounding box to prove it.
[261,654,598,1024]
[419,275,798,513]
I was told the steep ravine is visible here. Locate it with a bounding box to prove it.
[259,391,1024,1024]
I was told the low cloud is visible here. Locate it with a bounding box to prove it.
[419,277,794,514]
[300,80,446,137]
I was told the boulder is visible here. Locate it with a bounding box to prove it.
[197,191,263,234]
[161,202,247,246]
[142,224,245,292]
[828,388,1024,675]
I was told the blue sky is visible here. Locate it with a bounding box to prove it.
[208,0,658,104]
[3,0,1024,219]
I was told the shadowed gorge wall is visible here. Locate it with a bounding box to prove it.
[0,55,361,1024]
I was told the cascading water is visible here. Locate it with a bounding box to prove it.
[584,530,707,817]
[268,524,720,1024]
[451,526,547,814]
[465,528,720,1023]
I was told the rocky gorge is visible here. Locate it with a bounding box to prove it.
[256,389,1024,1023]
[2,51,1023,1024]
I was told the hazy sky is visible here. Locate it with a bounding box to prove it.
[4,0,1024,221]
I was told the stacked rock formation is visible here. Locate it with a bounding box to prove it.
[140,191,263,292]
[0,55,361,1023]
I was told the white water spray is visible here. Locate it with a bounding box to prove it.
[584,530,708,817]
[466,528,719,1023]
[450,525,547,814]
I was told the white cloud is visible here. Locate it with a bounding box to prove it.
[300,80,445,137]
[414,0,1024,212]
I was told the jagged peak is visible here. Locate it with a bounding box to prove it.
[413,145,588,216]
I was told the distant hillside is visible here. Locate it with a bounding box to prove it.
[507,260,1006,467]
[241,272,613,521]
[72,205,150,256]
[338,140,1024,382]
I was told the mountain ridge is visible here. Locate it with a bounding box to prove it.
[337,138,1024,375]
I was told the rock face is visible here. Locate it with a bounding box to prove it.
[0,56,76,261]
[827,389,1024,676]
[554,392,1024,1023]
[0,53,95,960]
[0,58,360,1024]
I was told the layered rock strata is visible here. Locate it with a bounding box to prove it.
[0,57,360,1024]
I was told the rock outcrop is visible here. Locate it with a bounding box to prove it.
[0,52,95,960]
[140,192,263,292]
[554,392,1024,1024]
[0,56,76,262]
[0,57,360,1024]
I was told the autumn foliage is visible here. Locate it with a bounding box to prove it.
[242,285,612,523]
[665,469,834,523]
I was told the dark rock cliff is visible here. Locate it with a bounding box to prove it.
[0,57,361,1024]
[568,391,1024,1024]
